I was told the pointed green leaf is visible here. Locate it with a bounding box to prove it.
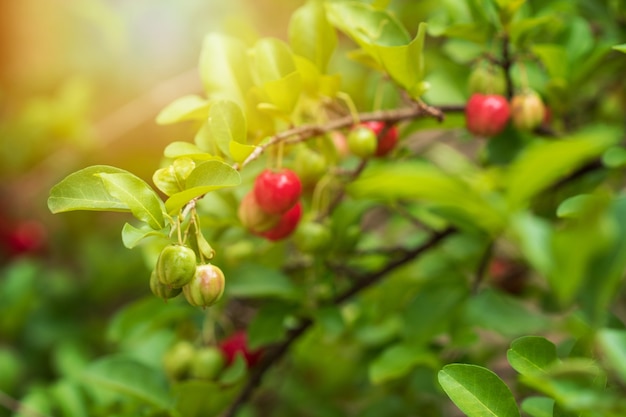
[507,336,558,376]
[156,95,210,125]
[199,33,253,105]
[165,160,240,214]
[48,165,131,214]
[438,364,521,417]
[556,194,595,219]
[82,355,172,409]
[98,172,165,229]
[288,0,338,71]
[613,43,626,53]
[262,70,303,114]
[121,223,169,249]
[208,100,247,157]
[506,127,620,209]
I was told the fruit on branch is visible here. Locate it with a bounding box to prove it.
[253,168,302,215]
[238,191,281,233]
[183,264,226,308]
[348,121,399,158]
[219,331,264,368]
[150,269,182,300]
[510,90,546,131]
[163,340,196,380]
[468,65,506,96]
[347,125,377,158]
[363,120,399,157]
[189,346,225,380]
[330,131,350,160]
[465,93,511,137]
[259,202,303,241]
[156,245,197,288]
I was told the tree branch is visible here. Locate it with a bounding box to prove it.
[220,226,456,417]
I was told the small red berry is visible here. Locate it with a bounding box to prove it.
[219,331,263,368]
[465,94,511,137]
[259,202,302,241]
[253,169,302,215]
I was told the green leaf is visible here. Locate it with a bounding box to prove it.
[163,141,216,159]
[465,289,550,336]
[251,38,302,114]
[225,263,302,300]
[507,336,558,376]
[121,223,168,249]
[82,355,172,410]
[50,380,89,417]
[199,33,253,105]
[369,343,438,385]
[597,329,626,384]
[505,127,620,209]
[219,355,248,386]
[289,0,337,71]
[173,379,242,417]
[531,44,570,80]
[556,194,595,219]
[165,160,241,214]
[520,396,555,417]
[613,43,626,53]
[98,172,166,229]
[327,2,428,98]
[438,364,521,417]
[602,146,626,168]
[48,165,131,213]
[208,99,247,157]
[229,140,258,164]
[348,161,506,233]
[156,95,210,125]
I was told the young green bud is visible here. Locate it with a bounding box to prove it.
[157,245,197,288]
[183,264,226,308]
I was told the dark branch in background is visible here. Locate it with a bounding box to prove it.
[221,226,456,417]
[501,33,514,100]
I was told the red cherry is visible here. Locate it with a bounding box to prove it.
[465,94,510,137]
[253,169,302,215]
[219,331,263,368]
[6,220,47,256]
[360,121,399,156]
[259,202,302,241]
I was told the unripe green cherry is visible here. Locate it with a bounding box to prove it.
[294,146,327,188]
[347,125,377,158]
[183,264,226,308]
[468,65,506,96]
[163,340,196,380]
[294,221,331,253]
[190,347,225,380]
[157,245,197,288]
[150,269,182,300]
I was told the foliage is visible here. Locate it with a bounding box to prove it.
[3,0,626,416]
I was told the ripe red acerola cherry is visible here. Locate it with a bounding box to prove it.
[259,202,302,241]
[219,331,263,368]
[465,94,511,137]
[253,169,302,215]
[360,121,399,157]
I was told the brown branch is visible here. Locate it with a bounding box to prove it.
[472,241,494,295]
[501,33,514,100]
[236,104,446,170]
[220,226,456,417]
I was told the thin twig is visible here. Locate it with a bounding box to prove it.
[472,241,494,295]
